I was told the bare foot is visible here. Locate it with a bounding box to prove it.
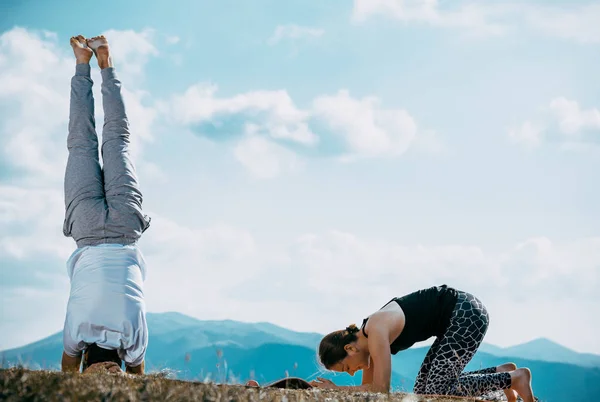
[504,387,518,402]
[70,35,93,65]
[510,367,535,402]
[497,363,517,372]
[86,35,112,69]
[497,363,518,402]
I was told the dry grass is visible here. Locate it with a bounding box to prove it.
[0,368,499,402]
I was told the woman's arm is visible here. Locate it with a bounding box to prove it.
[359,322,392,393]
[362,360,374,385]
[312,315,392,393]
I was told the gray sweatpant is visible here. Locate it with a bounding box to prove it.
[63,64,150,248]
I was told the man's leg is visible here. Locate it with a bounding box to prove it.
[87,35,150,244]
[63,36,107,247]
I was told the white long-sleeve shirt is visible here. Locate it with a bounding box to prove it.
[62,244,148,367]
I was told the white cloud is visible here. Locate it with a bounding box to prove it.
[313,90,417,159]
[351,0,508,36]
[508,120,544,147]
[169,85,426,170]
[351,0,600,43]
[169,83,318,145]
[237,230,600,310]
[523,3,600,44]
[165,34,181,45]
[284,231,497,300]
[138,214,260,317]
[141,214,256,263]
[225,230,600,352]
[0,185,72,261]
[510,97,600,148]
[504,237,600,287]
[233,135,304,179]
[101,28,158,84]
[411,129,447,155]
[549,97,600,136]
[0,287,68,352]
[267,24,325,45]
[0,28,71,182]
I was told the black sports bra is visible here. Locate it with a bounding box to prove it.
[360,285,458,354]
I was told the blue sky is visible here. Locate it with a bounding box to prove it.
[1,0,599,354]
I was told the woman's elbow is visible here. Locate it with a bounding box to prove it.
[371,382,390,394]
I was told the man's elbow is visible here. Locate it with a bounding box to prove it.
[61,351,82,373]
[126,360,145,375]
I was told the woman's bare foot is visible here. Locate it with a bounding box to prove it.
[497,363,517,372]
[510,367,535,402]
[86,35,112,69]
[70,35,93,65]
[497,363,518,402]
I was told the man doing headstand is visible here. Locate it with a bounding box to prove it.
[61,34,150,374]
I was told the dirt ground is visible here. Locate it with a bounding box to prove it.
[0,368,501,402]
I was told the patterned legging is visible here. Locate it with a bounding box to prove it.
[413,292,512,397]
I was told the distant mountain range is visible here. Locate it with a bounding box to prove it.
[2,312,599,402]
[478,337,600,368]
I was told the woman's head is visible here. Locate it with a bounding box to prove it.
[318,324,370,376]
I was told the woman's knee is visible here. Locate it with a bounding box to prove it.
[413,381,426,395]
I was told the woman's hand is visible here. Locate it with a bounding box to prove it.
[309,377,338,389]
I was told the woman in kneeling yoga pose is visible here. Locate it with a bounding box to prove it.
[311,285,535,402]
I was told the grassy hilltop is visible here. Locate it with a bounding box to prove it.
[0,368,496,402]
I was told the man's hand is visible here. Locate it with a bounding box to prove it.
[309,377,338,389]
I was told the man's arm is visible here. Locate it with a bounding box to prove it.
[126,360,145,375]
[61,351,82,373]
